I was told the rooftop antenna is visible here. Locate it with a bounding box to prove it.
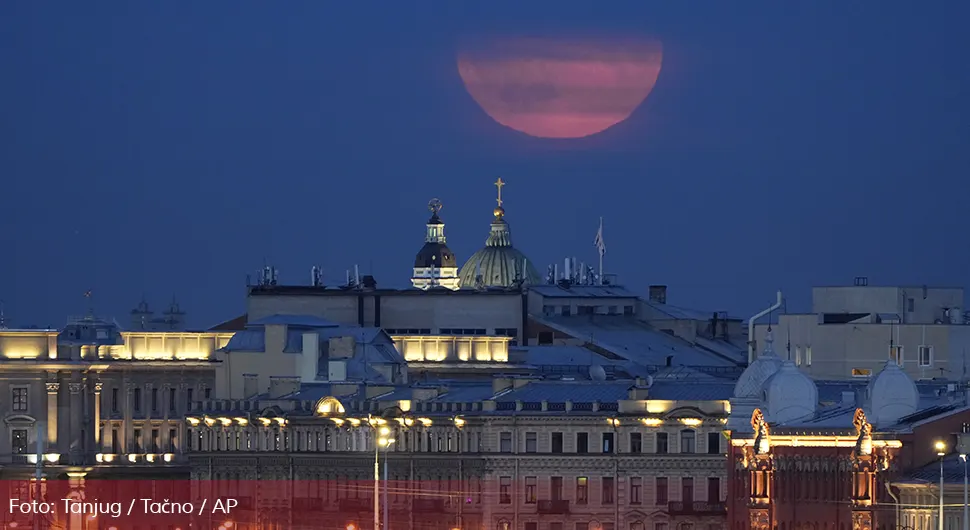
[84,289,94,316]
[594,217,606,285]
[546,265,555,285]
[271,266,279,286]
[345,269,351,287]
[354,264,361,290]
[554,263,559,283]
[311,266,323,287]
[0,299,6,329]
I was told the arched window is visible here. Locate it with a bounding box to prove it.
[680,430,696,453]
[498,520,511,530]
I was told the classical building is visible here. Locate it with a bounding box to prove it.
[0,314,229,483]
[726,329,970,530]
[752,281,970,380]
[892,426,970,530]
[186,371,733,530]
[411,199,461,291]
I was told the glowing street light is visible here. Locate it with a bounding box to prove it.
[937,440,947,530]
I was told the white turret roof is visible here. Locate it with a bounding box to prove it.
[867,358,919,427]
[763,360,818,424]
[733,329,784,399]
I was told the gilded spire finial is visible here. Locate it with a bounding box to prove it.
[494,178,505,207]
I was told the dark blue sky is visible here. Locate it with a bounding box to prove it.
[1,2,968,329]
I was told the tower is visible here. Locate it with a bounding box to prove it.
[411,199,461,291]
[162,296,186,331]
[130,296,153,330]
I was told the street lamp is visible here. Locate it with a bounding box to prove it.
[374,424,395,530]
[453,416,466,530]
[936,440,947,530]
[960,453,968,530]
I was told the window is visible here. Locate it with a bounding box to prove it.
[525,477,537,503]
[499,477,512,504]
[852,368,872,378]
[133,429,142,453]
[602,432,614,453]
[908,297,915,312]
[151,388,158,412]
[112,388,119,413]
[538,331,554,345]
[602,477,614,504]
[186,388,194,406]
[624,306,635,316]
[805,346,813,366]
[11,387,28,412]
[630,432,642,453]
[500,432,512,453]
[525,432,537,453]
[11,429,28,454]
[680,430,696,453]
[169,388,176,412]
[169,428,177,452]
[204,388,212,399]
[551,477,563,501]
[630,477,642,504]
[111,428,120,453]
[551,432,564,453]
[631,523,645,530]
[656,433,668,453]
[576,432,588,453]
[682,477,694,503]
[576,477,588,504]
[919,346,934,367]
[707,477,720,502]
[889,346,904,365]
[133,388,142,412]
[151,429,160,452]
[707,432,721,454]
[656,477,668,504]
[795,346,802,366]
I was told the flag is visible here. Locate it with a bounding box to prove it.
[593,218,606,256]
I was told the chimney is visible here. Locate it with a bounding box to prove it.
[268,376,301,399]
[649,285,668,304]
[242,374,259,399]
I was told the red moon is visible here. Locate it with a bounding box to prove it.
[457,36,663,139]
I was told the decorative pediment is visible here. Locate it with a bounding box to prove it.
[4,414,37,425]
[259,406,284,418]
[624,509,650,519]
[315,396,346,416]
[663,406,708,419]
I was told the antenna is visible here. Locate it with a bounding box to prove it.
[564,258,571,282]
[346,269,351,287]
[0,300,6,329]
[354,264,360,289]
[786,326,792,361]
[546,265,555,285]
[554,264,559,282]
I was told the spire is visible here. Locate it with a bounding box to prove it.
[426,198,446,243]
[484,179,513,247]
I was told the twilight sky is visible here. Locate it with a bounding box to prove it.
[1,2,968,329]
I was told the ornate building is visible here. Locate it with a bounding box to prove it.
[726,329,969,530]
[412,198,461,291]
[458,178,541,289]
[185,371,734,530]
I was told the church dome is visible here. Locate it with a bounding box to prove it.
[762,360,818,424]
[458,180,540,289]
[414,212,457,268]
[733,329,784,399]
[867,358,919,427]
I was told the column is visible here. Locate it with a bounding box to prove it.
[45,380,59,448]
[93,382,102,446]
[124,381,133,452]
[68,382,83,453]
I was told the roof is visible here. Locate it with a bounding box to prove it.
[534,316,742,368]
[528,284,639,299]
[247,314,340,328]
[414,242,457,268]
[897,453,970,485]
[248,285,523,296]
[648,380,735,401]
[495,381,632,404]
[457,212,540,289]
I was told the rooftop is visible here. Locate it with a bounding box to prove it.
[528,284,639,299]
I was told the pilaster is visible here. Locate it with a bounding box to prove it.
[45,379,59,447]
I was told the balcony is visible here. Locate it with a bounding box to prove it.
[537,500,570,514]
[667,502,727,516]
[412,498,448,513]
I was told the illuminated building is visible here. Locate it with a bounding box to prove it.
[411,199,461,291]
[726,329,970,530]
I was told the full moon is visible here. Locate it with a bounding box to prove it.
[457,35,663,139]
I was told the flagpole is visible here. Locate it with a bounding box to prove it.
[598,217,604,285]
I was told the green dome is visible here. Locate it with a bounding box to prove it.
[458,207,541,288]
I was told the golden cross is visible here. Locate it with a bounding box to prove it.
[494,177,505,207]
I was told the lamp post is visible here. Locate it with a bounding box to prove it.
[960,453,968,530]
[607,418,620,530]
[453,416,466,530]
[373,422,394,530]
[937,441,947,530]
[393,414,417,530]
